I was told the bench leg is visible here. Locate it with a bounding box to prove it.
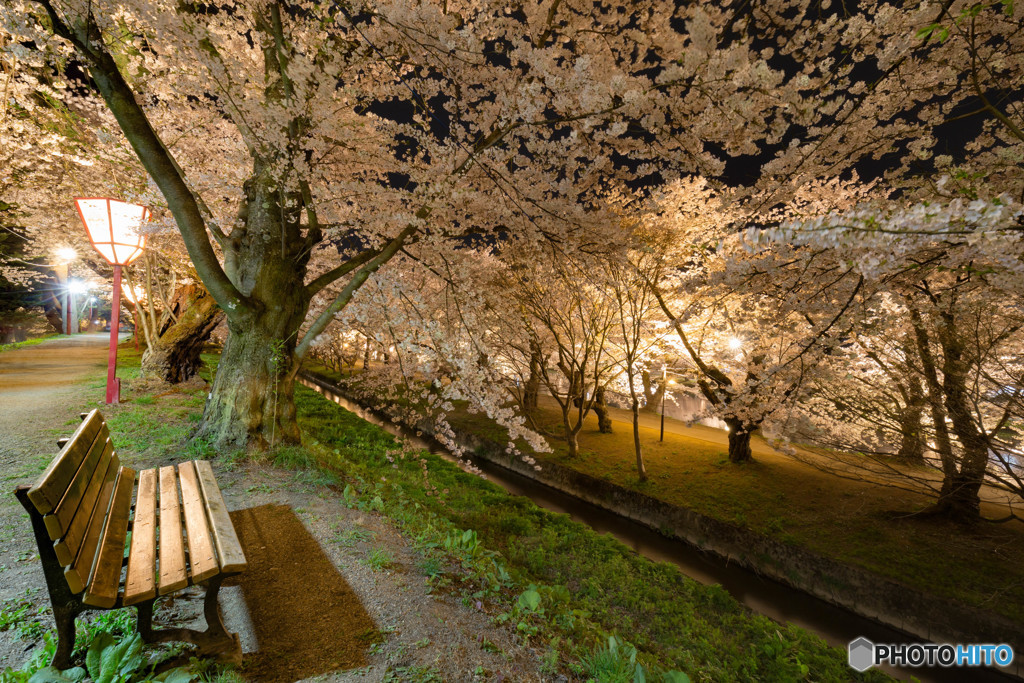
[14,487,85,670]
[135,577,241,664]
[52,603,82,670]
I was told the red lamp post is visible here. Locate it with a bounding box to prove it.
[75,198,148,404]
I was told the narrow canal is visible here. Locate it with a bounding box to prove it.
[299,373,1020,683]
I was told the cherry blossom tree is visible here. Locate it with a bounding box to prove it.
[4,0,1021,455]
[761,196,1024,521]
[6,0,778,450]
[606,229,670,480]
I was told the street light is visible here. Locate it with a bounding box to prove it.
[659,368,675,442]
[75,198,148,404]
[54,248,76,334]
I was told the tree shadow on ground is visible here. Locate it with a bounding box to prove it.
[225,504,376,682]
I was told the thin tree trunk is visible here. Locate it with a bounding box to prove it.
[627,363,646,480]
[566,427,579,458]
[523,338,542,415]
[123,267,152,347]
[909,305,957,490]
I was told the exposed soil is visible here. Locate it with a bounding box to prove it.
[0,337,548,681]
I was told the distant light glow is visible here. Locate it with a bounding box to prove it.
[728,337,743,350]
[56,247,77,262]
[68,279,89,294]
[121,284,145,304]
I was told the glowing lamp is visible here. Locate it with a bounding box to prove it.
[75,198,148,266]
[75,197,149,404]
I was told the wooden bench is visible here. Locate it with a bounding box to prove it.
[14,409,247,669]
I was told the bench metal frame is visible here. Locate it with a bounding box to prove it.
[16,486,241,669]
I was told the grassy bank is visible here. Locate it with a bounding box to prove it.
[306,363,1024,628]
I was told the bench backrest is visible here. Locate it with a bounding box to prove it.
[27,410,125,593]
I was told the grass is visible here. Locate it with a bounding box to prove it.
[0,334,59,354]
[487,404,1024,625]
[305,362,1024,626]
[363,548,395,572]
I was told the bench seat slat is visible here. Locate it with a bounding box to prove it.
[194,461,246,573]
[29,411,105,515]
[178,462,219,584]
[54,448,117,567]
[83,467,135,608]
[45,436,112,541]
[64,460,120,594]
[158,466,188,595]
[123,468,158,606]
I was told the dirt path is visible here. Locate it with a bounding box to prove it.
[0,339,546,681]
[0,335,112,670]
[0,334,110,459]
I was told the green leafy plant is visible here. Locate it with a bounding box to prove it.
[440,529,511,598]
[0,601,32,632]
[26,633,195,683]
[341,484,359,508]
[578,636,690,683]
[364,548,394,571]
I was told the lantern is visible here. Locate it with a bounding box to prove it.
[75,198,149,404]
[74,198,148,266]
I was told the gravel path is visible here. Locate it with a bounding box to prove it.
[0,335,111,669]
[0,337,547,681]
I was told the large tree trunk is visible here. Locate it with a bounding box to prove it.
[931,470,985,522]
[197,308,304,450]
[725,417,754,463]
[640,370,664,413]
[44,296,63,334]
[592,385,613,434]
[141,286,223,383]
[895,406,926,463]
[932,310,988,521]
[194,175,311,451]
[895,393,926,464]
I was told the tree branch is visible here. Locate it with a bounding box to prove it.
[291,224,419,372]
[30,0,250,314]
